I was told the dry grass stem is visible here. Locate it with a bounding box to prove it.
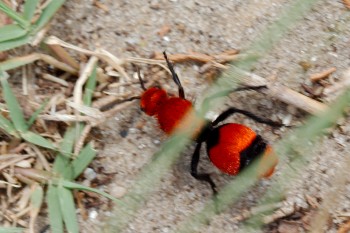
[92,93,136,109]
[233,202,283,222]
[39,53,78,75]
[41,73,69,87]
[46,36,131,80]
[73,56,99,106]
[0,154,33,171]
[74,124,92,156]
[31,25,50,46]
[29,145,51,171]
[16,186,31,210]
[237,69,328,114]
[48,43,80,69]
[152,50,239,64]
[263,201,297,224]
[0,180,21,188]
[39,114,93,122]
[309,67,336,82]
[67,101,104,118]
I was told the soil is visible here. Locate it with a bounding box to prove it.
[5,0,350,232]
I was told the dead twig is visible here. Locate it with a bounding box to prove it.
[152,49,240,64]
[338,218,350,233]
[309,67,336,82]
[74,124,92,156]
[41,73,69,87]
[323,68,350,96]
[343,0,350,9]
[235,69,328,115]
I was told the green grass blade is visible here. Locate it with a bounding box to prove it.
[0,2,30,29]
[0,24,27,42]
[83,64,97,106]
[57,185,79,233]
[0,114,19,137]
[60,179,122,204]
[53,127,76,180]
[31,183,44,208]
[71,143,96,179]
[0,227,24,233]
[26,99,49,129]
[0,34,31,52]
[0,73,27,132]
[23,0,40,21]
[21,131,56,150]
[47,185,64,233]
[30,183,44,219]
[32,0,65,32]
[0,54,40,71]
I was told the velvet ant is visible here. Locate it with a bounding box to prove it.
[139,52,282,194]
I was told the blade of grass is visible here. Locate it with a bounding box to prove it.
[60,179,122,203]
[0,72,27,132]
[0,24,27,42]
[23,0,40,21]
[29,183,44,232]
[47,185,64,233]
[0,35,31,52]
[0,2,30,29]
[0,54,40,71]
[53,127,75,180]
[32,0,65,32]
[83,64,97,106]
[26,99,49,129]
[30,183,44,212]
[57,184,79,233]
[0,227,24,233]
[20,131,56,150]
[71,143,96,179]
[0,114,20,137]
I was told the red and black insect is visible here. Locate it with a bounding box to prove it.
[139,52,282,194]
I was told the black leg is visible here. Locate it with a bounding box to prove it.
[200,85,267,113]
[233,85,267,92]
[163,51,185,99]
[212,107,284,127]
[136,67,146,91]
[191,142,218,194]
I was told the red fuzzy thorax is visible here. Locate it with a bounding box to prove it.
[208,123,256,175]
[140,88,197,135]
[157,97,193,134]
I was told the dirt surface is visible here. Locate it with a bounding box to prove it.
[43,0,350,232]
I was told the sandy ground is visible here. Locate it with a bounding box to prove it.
[44,0,350,232]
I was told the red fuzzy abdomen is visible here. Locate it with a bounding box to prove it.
[157,97,193,134]
[207,123,256,175]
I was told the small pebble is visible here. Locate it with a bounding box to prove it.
[84,168,97,181]
[110,185,127,198]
